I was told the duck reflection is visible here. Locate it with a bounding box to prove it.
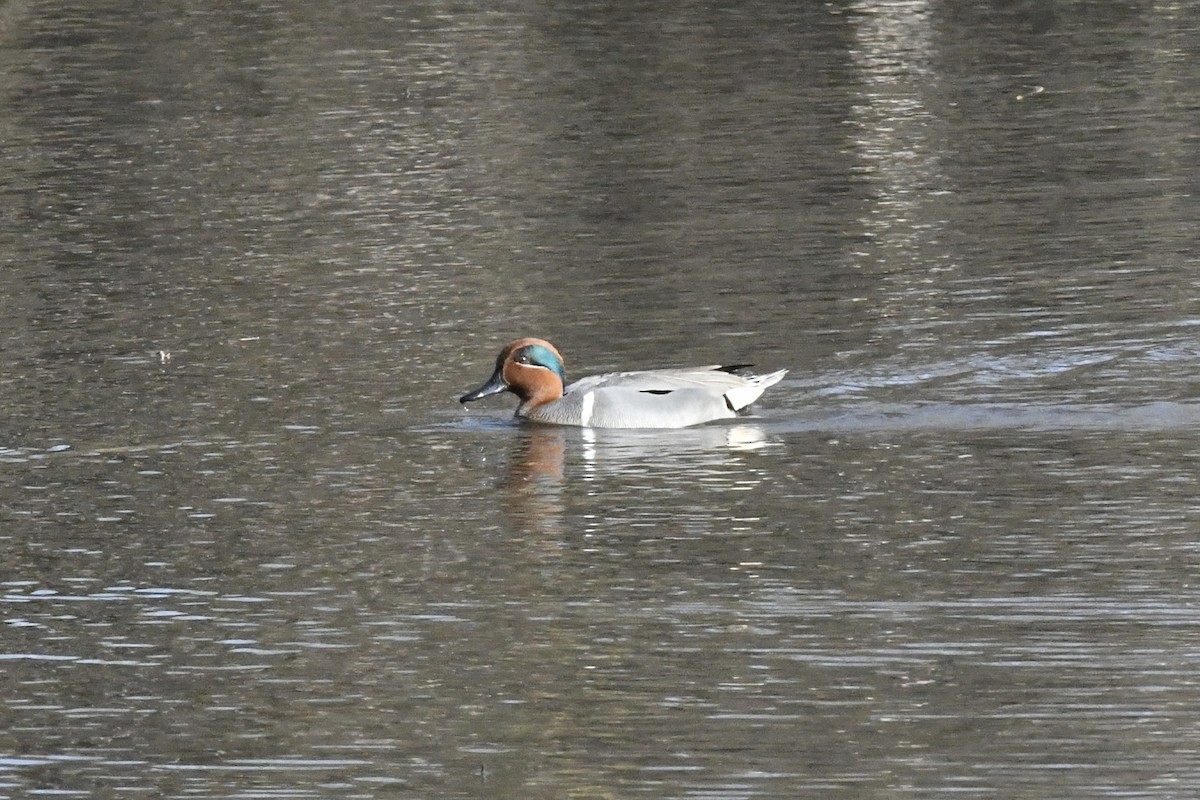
[579,424,773,470]
[499,423,774,536]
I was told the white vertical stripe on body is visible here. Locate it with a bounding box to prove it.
[580,391,595,427]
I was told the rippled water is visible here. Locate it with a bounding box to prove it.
[2,1,1199,798]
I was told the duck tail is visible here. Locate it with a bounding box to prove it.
[724,369,787,411]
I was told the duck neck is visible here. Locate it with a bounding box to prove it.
[514,373,564,416]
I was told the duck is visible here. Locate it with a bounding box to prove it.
[460,337,786,429]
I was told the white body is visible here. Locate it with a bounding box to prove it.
[524,367,788,428]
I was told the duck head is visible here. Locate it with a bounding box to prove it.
[460,338,567,413]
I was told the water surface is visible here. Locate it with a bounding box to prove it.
[1,1,1199,798]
